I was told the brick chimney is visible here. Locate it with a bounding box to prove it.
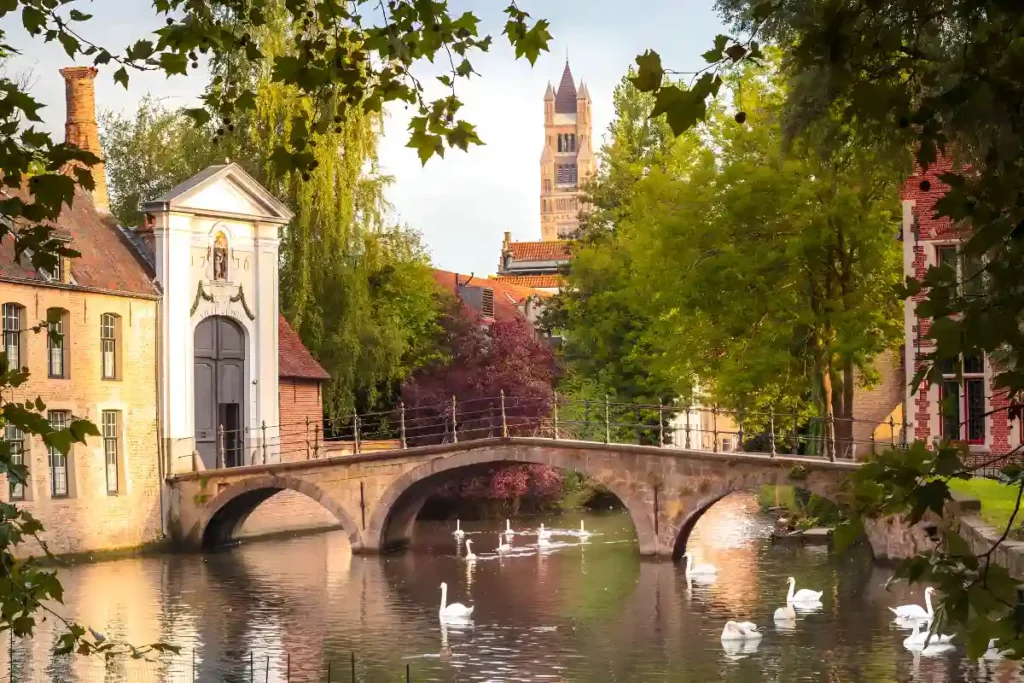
[60,66,109,212]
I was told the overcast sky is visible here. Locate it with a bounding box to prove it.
[4,1,725,277]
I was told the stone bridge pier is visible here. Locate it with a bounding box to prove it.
[165,438,856,560]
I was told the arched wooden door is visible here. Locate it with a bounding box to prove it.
[194,316,246,468]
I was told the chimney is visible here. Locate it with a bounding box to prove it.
[60,66,109,212]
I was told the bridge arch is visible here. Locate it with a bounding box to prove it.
[364,445,658,553]
[200,474,362,550]
[666,469,843,561]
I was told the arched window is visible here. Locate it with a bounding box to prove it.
[557,134,562,153]
[1,303,23,371]
[46,308,68,379]
[570,134,576,152]
[101,313,120,380]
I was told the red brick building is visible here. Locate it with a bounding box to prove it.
[901,159,1017,455]
[278,315,330,462]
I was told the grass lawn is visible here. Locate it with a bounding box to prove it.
[948,478,1023,531]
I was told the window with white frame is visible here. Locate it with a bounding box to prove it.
[936,244,984,298]
[102,410,120,494]
[48,410,69,498]
[101,313,118,380]
[2,303,22,371]
[940,354,986,445]
[47,309,67,378]
[6,423,25,501]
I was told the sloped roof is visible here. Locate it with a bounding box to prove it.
[432,270,551,321]
[507,240,571,262]
[278,315,330,380]
[0,186,159,297]
[490,274,562,289]
[555,62,577,113]
[141,162,294,224]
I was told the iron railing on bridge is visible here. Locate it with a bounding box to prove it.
[202,394,918,470]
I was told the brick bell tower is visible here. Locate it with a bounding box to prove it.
[539,61,594,240]
[60,66,109,212]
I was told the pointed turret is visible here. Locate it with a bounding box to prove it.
[554,62,577,113]
[544,82,555,100]
[577,81,590,100]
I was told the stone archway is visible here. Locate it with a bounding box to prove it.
[664,470,845,561]
[200,474,361,550]
[362,445,658,554]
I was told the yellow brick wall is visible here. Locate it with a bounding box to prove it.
[0,281,162,556]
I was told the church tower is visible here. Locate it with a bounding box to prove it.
[540,61,594,241]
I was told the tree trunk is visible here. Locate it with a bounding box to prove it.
[818,352,835,459]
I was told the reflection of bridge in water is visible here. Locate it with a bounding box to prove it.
[168,432,857,560]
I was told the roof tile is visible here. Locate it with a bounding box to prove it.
[507,240,571,262]
[432,270,550,322]
[279,315,330,380]
[489,274,562,289]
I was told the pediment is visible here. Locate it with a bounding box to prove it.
[142,163,293,224]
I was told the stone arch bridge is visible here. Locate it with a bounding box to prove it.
[166,437,858,560]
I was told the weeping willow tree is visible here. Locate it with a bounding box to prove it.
[209,0,445,417]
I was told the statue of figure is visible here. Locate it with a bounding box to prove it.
[213,233,228,281]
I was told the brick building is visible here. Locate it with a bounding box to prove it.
[0,66,330,555]
[901,159,1018,455]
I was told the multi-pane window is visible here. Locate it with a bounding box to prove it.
[6,423,24,501]
[2,303,21,371]
[47,310,66,378]
[48,411,69,498]
[101,314,117,379]
[556,163,578,186]
[936,244,984,298]
[940,354,986,444]
[102,410,119,494]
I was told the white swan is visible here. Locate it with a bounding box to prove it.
[538,523,552,539]
[773,603,796,622]
[453,519,465,539]
[720,620,762,641]
[497,534,511,554]
[786,577,823,604]
[578,520,593,538]
[903,621,954,649]
[889,586,934,621]
[537,535,552,548]
[683,552,718,577]
[464,539,477,561]
[438,582,474,620]
[983,638,1010,660]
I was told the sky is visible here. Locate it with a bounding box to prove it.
[3,1,726,277]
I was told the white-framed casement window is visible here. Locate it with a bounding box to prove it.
[2,303,23,371]
[100,313,120,380]
[102,410,120,495]
[939,354,986,445]
[6,423,25,501]
[47,410,70,498]
[936,244,984,298]
[46,308,68,379]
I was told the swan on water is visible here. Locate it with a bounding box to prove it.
[453,519,465,539]
[683,552,718,577]
[903,621,954,649]
[983,638,1011,660]
[464,539,477,561]
[786,577,823,605]
[720,620,762,642]
[438,582,474,620]
[889,586,935,622]
[504,519,514,538]
[773,603,796,622]
[538,524,552,539]
[537,536,552,548]
[497,534,511,554]
[578,520,593,538]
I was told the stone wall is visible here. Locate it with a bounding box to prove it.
[851,348,906,459]
[0,282,162,556]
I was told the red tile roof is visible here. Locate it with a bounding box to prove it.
[279,315,330,380]
[432,270,550,321]
[0,186,158,297]
[490,274,562,289]
[507,240,571,262]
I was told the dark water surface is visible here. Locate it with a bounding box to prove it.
[7,494,1024,682]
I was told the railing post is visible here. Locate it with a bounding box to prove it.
[769,406,776,458]
[400,402,407,449]
[500,390,508,438]
[712,407,719,453]
[658,400,664,447]
[452,395,458,443]
[870,431,876,456]
[737,408,744,452]
[604,394,610,444]
[261,420,267,465]
[684,405,691,450]
[216,424,225,469]
[901,412,909,448]
[354,414,361,454]
[827,414,836,462]
[552,391,559,440]
[305,415,310,460]
[314,422,320,459]
[890,414,897,449]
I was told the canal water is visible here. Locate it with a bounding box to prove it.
[6,494,1023,682]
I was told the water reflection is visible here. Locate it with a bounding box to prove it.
[1,496,1022,681]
